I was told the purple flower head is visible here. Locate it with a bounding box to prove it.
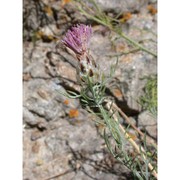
[62,24,92,56]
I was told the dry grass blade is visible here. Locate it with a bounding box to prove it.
[111,102,157,148]
[105,101,158,179]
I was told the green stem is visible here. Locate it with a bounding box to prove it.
[119,31,157,57]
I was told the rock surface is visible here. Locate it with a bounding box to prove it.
[23,0,157,179]
[138,111,157,139]
[83,0,150,13]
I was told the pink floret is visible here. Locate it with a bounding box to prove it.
[62,24,92,55]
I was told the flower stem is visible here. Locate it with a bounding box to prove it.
[119,31,157,57]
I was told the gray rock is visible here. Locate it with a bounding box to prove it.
[23,130,71,180]
[45,120,103,154]
[24,114,132,179]
[83,0,148,13]
[138,111,157,138]
[23,107,37,126]
[27,99,62,121]
[24,79,66,122]
[118,53,156,112]
[23,42,53,78]
[90,31,118,76]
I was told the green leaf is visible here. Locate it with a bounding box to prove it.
[104,129,115,156]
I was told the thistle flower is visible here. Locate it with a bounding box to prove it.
[62,24,99,84]
[62,24,92,56]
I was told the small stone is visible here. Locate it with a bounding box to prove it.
[23,108,38,126]
[32,141,40,154]
[37,121,48,130]
[36,159,44,166]
[37,89,49,100]
[31,130,42,141]
[23,73,31,81]
[138,111,157,138]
